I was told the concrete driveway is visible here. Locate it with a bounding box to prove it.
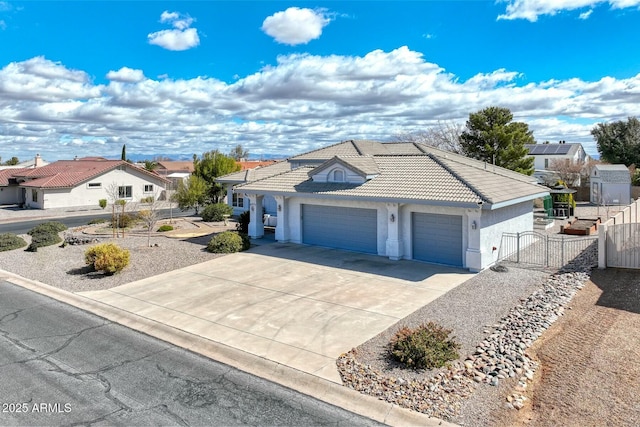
[79,242,474,383]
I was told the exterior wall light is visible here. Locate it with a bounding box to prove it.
[390,214,395,223]
[278,204,282,212]
[471,220,477,230]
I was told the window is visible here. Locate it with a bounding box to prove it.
[331,169,345,182]
[232,192,244,208]
[544,159,549,168]
[87,182,102,189]
[32,189,38,203]
[144,184,154,193]
[118,185,132,199]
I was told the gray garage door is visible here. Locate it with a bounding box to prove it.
[302,205,377,253]
[412,212,463,267]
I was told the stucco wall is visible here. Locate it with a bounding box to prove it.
[39,168,166,209]
[479,201,534,268]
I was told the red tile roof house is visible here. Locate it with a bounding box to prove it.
[0,158,170,210]
[218,140,550,272]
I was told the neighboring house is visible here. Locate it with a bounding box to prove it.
[0,158,169,209]
[525,142,590,185]
[155,161,195,178]
[0,154,48,170]
[219,140,549,272]
[590,164,631,205]
[237,160,277,170]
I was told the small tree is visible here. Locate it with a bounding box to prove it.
[4,156,19,166]
[394,120,464,154]
[174,175,207,214]
[193,150,241,203]
[229,144,249,161]
[547,159,585,188]
[592,117,640,166]
[137,191,162,247]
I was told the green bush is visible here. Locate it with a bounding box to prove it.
[140,196,154,203]
[27,221,67,236]
[207,231,247,253]
[0,233,27,252]
[157,224,174,232]
[111,213,137,229]
[99,199,107,209]
[88,218,107,225]
[85,243,130,275]
[201,203,233,222]
[236,210,250,234]
[239,233,251,251]
[26,230,62,252]
[389,322,460,370]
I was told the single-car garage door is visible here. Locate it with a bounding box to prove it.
[412,212,463,267]
[302,204,377,253]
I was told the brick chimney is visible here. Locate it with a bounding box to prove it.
[34,153,43,168]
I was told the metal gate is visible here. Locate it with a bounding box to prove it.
[606,223,640,269]
[497,231,597,269]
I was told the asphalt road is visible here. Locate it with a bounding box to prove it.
[0,281,382,426]
[0,208,196,235]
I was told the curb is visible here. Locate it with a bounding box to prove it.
[0,270,458,427]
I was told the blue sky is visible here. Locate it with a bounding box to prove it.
[1,1,640,161]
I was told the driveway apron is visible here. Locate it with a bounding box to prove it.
[78,242,474,383]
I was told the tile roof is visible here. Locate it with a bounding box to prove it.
[237,160,278,170]
[156,161,195,174]
[310,156,380,177]
[217,160,293,183]
[0,167,31,186]
[238,154,548,206]
[9,159,169,189]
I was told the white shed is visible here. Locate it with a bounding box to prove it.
[590,164,631,205]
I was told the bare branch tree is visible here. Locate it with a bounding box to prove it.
[137,190,162,247]
[393,120,464,154]
[548,159,587,188]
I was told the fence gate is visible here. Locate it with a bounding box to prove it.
[606,223,640,269]
[497,231,597,269]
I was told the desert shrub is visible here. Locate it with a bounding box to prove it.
[85,243,130,274]
[140,196,154,203]
[238,233,251,251]
[26,230,62,252]
[0,233,27,252]
[111,213,137,229]
[236,210,250,234]
[389,322,460,369]
[99,199,107,209]
[206,231,247,253]
[88,218,107,225]
[157,224,173,232]
[27,221,67,236]
[201,203,233,222]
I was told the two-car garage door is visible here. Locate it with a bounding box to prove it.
[412,212,463,267]
[301,205,463,267]
[302,204,377,253]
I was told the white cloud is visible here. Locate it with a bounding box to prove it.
[0,19,5,30]
[2,48,640,161]
[261,7,331,45]
[106,67,145,83]
[579,9,594,18]
[148,11,199,51]
[498,0,640,22]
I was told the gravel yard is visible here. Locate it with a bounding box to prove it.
[0,223,225,293]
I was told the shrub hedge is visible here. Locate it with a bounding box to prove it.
[207,231,247,253]
[26,230,62,252]
[201,203,233,222]
[0,233,27,252]
[27,221,67,236]
[389,322,460,369]
[85,243,130,274]
[157,224,174,232]
[236,210,250,234]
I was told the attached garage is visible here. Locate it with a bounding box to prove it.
[412,212,463,267]
[302,204,377,253]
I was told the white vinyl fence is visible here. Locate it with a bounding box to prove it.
[598,198,640,269]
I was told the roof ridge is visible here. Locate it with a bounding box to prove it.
[236,165,312,188]
[426,153,488,203]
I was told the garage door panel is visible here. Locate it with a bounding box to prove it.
[412,213,462,267]
[302,205,377,253]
